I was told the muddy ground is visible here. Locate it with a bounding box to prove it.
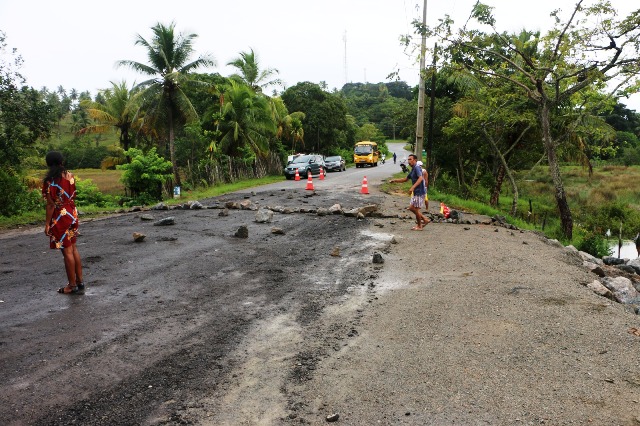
[2,182,640,425]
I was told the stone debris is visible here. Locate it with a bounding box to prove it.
[151,202,168,210]
[234,225,249,238]
[326,413,339,422]
[132,232,146,242]
[140,214,154,221]
[219,208,229,217]
[153,217,175,226]
[372,252,384,264]
[271,227,285,235]
[254,209,274,223]
[330,246,341,257]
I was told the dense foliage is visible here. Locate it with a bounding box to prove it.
[118,148,173,204]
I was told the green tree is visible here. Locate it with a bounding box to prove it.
[281,82,349,153]
[213,80,276,158]
[227,48,282,93]
[0,31,54,172]
[78,81,140,155]
[117,22,216,186]
[427,1,640,239]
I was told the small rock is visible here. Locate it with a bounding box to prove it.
[254,209,274,223]
[494,228,499,232]
[219,209,229,217]
[133,232,146,242]
[153,217,175,226]
[240,200,255,210]
[357,212,365,220]
[271,227,285,235]
[234,225,249,238]
[316,208,329,216]
[151,202,168,210]
[603,256,626,266]
[129,206,142,212]
[189,200,204,210]
[463,227,470,230]
[328,204,343,215]
[140,214,154,221]
[330,247,341,257]
[391,236,398,244]
[372,252,384,264]
[326,413,339,422]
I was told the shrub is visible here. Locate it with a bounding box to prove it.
[118,148,173,203]
[576,233,612,258]
[74,178,114,208]
[0,170,43,217]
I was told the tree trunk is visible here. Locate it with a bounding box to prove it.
[168,108,181,187]
[490,164,505,207]
[484,129,518,215]
[540,102,572,239]
[456,145,467,192]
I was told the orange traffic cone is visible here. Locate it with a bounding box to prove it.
[360,176,369,194]
[305,170,314,190]
[319,166,325,180]
[294,168,300,181]
[440,202,450,218]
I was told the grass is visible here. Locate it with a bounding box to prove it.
[381,164,640,244]
[74,169,125,195]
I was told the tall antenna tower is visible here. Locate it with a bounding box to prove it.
[343,30,348,85]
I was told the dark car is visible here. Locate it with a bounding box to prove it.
[324,155,346,172]
[284,154,325,179]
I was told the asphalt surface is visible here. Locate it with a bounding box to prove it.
[0,163,395,425]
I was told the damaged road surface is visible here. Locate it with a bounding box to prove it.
[0,188,390,425]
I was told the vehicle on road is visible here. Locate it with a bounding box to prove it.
[354,141,379,168]
[324,155,346,172]
[284,154,325,179]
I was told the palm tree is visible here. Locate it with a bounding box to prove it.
[78,81,140,159]
[215,80,276,157]
[269,97,305,153]
[117,22,216,186]
[227,48,282,93]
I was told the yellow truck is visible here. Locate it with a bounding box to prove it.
[353,141,379,168]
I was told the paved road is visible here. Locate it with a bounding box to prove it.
[253,142,413,193]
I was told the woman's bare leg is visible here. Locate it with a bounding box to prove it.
[61,246,76,287]
[72,244,83,283]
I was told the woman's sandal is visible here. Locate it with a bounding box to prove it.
[76,282,85,294]
[57,285,79,294]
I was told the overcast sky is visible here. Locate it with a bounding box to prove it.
[1,0,638,110]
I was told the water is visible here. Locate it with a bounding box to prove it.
[607,240,638,259]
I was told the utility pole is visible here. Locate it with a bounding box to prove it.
[415,0,427,161]
[343,31,348,85]
[427,43,437,171]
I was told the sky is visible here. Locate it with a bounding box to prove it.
[0,0,638,111]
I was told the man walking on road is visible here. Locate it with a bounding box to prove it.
[390,154,429,230]
[393,152,397,164]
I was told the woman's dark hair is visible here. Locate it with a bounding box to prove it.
[44,151,66,183]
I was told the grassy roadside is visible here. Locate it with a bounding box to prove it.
[380,164,640,247]
[0,175,285,230]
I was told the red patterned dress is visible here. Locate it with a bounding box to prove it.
[42,175,79,250]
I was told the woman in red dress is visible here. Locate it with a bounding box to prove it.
[42,151,84,294]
